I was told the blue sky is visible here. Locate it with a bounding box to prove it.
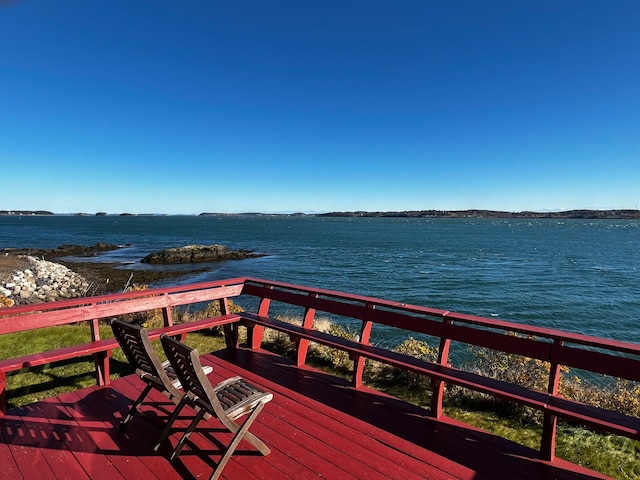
[1,0,639,214]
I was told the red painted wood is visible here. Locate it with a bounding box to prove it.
[0,314,241,415]
[210,351,480,479]
[296,294,317,366]
[0,412,62,480]
[0,282,244,335]
[2,277,638,478]
[0,339,119,372]
[17,403,93,480]
[239,306,640,455]
[0,278,247,318]
[243,277,640,356]
[60,387,165,480]
[0,418,27,480]
[241,313,551,407]
[0,348,614,480]
[209,348,613,480]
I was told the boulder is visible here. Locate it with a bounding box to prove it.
[141,244,265,264]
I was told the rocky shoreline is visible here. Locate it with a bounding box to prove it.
[0,243,264,307]
[0,256,90,306]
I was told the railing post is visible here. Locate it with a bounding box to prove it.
[247,296,271,349]
[541,339,563,461]
[88,301,109,386]
[93,351,111,386]
[296,293,317,366]
[430,314,452,418]
[162,294,174,327]
[0,372,6,417]
[218,296,239,349]
[353,307,373,388]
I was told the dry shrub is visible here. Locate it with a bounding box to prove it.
[0,296,15,308]
[308,320,358,369]
[369,337,438,389]
[466,333,640,423]
[560,377,640,418]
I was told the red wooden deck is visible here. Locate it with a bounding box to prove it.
[0,348,612,480]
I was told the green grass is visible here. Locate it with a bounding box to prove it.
[2,323,228,409]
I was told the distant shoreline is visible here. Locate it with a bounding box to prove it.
[2,209,640,219]
[315,209,640,219]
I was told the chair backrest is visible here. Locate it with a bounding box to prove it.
[160,334,228,416]
[111,319,181,397]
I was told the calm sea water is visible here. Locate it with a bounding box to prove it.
[2,215,639,348]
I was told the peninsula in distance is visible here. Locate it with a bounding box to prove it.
[3,209,640,219]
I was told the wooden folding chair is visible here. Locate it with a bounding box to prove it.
[158,334,273,480]
[110,319,212,428]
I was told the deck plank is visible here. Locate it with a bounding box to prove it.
[209,356,455,480]
[0,433,21,480]
[209,347,612,480]
[0,347,614,480]
[17,401,92,480]
[0,408,60,480]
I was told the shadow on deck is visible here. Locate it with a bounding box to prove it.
[0,347,611,480]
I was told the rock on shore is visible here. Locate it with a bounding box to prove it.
[141,244,264,264]
[0,256,90,306]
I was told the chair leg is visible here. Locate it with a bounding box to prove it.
[170,408,207,460]
[238,430,271,456]
[209,402,267,480]
[217,406,270,456]
[120,383,153,430]
[154,396,188,451]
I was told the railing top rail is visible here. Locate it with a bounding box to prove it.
[0,277,248,318]
[242,277,640,357]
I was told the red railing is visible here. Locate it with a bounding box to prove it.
[0,278,247,414]
[238,277,640,461]
[1,277,639,462]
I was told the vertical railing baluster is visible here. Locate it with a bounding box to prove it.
[353,303,374,388]
[162,293,174,327]
[296,293,318,366]
[430,314,452,418]
[218,295,239,348]
[89,301,110,386]
[248,292,272,349]
[541,338,563,461]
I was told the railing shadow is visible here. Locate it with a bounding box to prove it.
[0,376,268,480]
[213,347,611,480]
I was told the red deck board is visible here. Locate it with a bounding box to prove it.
[208,350,479,479]
[114,374,321,480]
[61,386,184,480]
[209,357,450,480]
[0,347,614,480]
[210,348,612,480]
[15,402,92,480]
[0,415,40,480]
[0,411,59,480]
[31,393,127,480]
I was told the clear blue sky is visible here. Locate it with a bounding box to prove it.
[1,0,639,214]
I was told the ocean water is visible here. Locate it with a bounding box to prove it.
[2,215,639,348]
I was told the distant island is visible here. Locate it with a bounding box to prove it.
[2,209,640,219]
[0,210,55,216]
[201,209,640,219]
[315,209,640,219]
